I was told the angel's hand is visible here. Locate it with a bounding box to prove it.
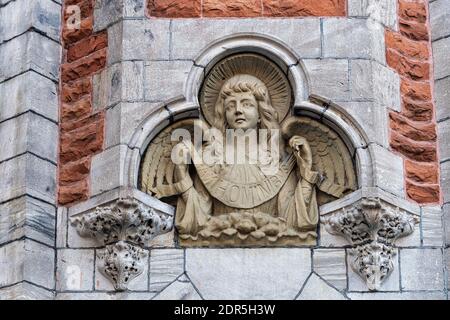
[289,135,313,169]
[172,142,191,182]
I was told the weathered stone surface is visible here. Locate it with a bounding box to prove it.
[372,62,401,111]
[390,131,437,163]
[348,249,400,291]
[421,206,443,247]
[263,0,346,17]
[405,159,438,184]
[93,0,123,32]
[313,249,347,290]
[171,19,321,60]
[0,72,58,122]
[371,144,404,197]
[59,179,90,206]
[385,29,429,60]
[90,145,128,196]
[438,120,450,160]
[148,0,201,18]
[350,60,373,100]
[0,282,54,300]
[387,48,430,81]
[149,249,184,292]
[399,18,429,41]
[92,63,122,111]
[56,249,95,291]
[0,112,58,163]
[61,77,92,104]
[348,0,397,29]
[389,112,436,142]
[95,246,149,291]
[444,204,450,246]
[0,0,61,43]
[435,77,450,122]
[67,32,108,63]
[0,196,55,247]
[303,59,349,101]
[400,249,444,290]
[120,19,171,62]
[147,229,176,248]
[56,207,68,248]
[186,249,311,299]
[319,223,350,247]
[430,0,450,41]
[323,18,372,58]
[0,154,56,204]
[203,0,261,17]
[56,291,156,300]
[0,240,54,289]
[0,31,60,82]
[406,180,440,204]
[61,48,107,82]
[153,275,201,300]
[121,61,145,101]
[297,274,347,300]
[432,36,450,80]
[441,161,450,202]
[398,0,426,24]
[395,221,421,247]
[348,291,446,300]
[144,60,193,102]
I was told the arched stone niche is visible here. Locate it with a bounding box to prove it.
[70,35,420,293]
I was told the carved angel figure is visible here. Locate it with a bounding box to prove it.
[141,54,356,246]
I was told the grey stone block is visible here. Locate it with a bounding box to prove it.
[93,0,123,32]
[122,20,170,61]
[372,61,401,112]
[92,63,122,111]
[0,196,55,247]
[149,249,184,292]
[339,101,389,147]
[422,206,444,247]
[348,249,400,291]
[56,291,156,300]
[438,120,450,160]
[0,0,61,43]
[153,275,201,300]
[350,60,373,100]
[441,161,450,202]
[185,249,311,300]
[144,60,193,102]
[0,153,56,204]
[348,0,398,30]
[0,239,55,289]
[319,223,350,247]
[90,145,128,196]
[400,249,444,291]
[0,71,58,122]
[323,18,372,59]
[0,282,54,300]
[0,112,58,163]
[95,247,149,291]
[171,19,321,61]
[0,31,60,82]
[313,249,347,290]
[433,37,450,80]
[56,207,68,248]
[395,222,421,247]
[122,61,144,101]
[297,274,347,300]
[435,77,450,121]
[348,291,446,300]
[303,59,350,101]
[147,229,176,248]
[371,144,405,197]
[123,0,146,18]
[444,204,450,246]
[56,249,95,291]
[430,0,450,41]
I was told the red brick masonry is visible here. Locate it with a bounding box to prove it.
[147,0,346,17]
[58,0,440,206]
[59,0,107,205]
[387,0,441,204]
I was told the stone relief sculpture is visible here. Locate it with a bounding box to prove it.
[140,54,357,246]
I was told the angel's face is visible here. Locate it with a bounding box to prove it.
[224,92,260,130]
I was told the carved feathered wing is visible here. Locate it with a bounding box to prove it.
[140,119,196,199]
[281,116,357,201]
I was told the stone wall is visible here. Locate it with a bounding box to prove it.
[0,0,61,299]
[430,0,450,299]
[0,0,448,300]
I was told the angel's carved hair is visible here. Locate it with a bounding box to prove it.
[213,74,280,134]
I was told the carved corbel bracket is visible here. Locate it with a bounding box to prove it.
[70,197,173,291]
[321,197,419,291]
